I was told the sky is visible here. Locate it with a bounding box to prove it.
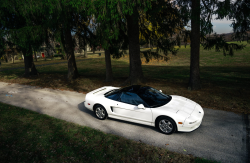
[211,17,234,34]
[209,0,236,34]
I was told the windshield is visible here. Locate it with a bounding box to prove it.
[137,87,172,108]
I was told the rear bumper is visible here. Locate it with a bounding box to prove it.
[84,101,93,111]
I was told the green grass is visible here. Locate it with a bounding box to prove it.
[0,41,249,114]
[0,102,219,163]
[1,43,242,162]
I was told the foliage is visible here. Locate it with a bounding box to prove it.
[216,0,250,42]
[137,0,185,62]
[174,0,247,56]
[92,0,185,63]
[94,1,129,59]
[0,0,50,56]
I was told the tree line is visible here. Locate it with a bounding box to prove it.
[0,0,249,90]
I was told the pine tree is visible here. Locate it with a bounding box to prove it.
[174,0,247,90]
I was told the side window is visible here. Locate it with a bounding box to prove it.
[120,92,146,106]
[106,92,121,101]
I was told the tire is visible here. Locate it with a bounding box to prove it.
[94,105,108,120]
[156,117,176,135]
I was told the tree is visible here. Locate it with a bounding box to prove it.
[0,1,45,76]
[93,0,184,85]
[217,0,250,41]
[92,0,129,82]
[73,15,95,59]
[174,0,246,90]
[0,36,6,61]
[189,0,201,90]
[9,0,93,80]
[126,8,144,84]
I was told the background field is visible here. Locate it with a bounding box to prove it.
[0,42,249,114]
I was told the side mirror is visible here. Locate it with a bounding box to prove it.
[138,104,145,109]
[159,90,162,92]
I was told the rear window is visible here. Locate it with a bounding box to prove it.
[105,90,121,101]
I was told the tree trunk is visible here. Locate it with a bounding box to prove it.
[30,55,38,75]
[35,51,37,62]
[62,27,79,80]
[23,53,30,77]
[105,47,113,82]
[12,55,14,64]
[188,0,201,90]
[59,38,66,60]
[23,46,38,77]
[125,8,144,85]
[84,44,88,58]
[5,54,8,63]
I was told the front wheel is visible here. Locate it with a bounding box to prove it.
[156,117,176,135]
[94,105,108,120]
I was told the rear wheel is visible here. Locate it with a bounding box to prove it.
[156,117,176,135]
[94,105,108,120]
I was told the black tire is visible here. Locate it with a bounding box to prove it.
[156,117,177,135]
[94,105,108,120]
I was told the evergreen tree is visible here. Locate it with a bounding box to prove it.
[217,0,250,41]
[2,0,94,80]
[92,0,184,85]
[174,0,246,90]
[0,1,48,76]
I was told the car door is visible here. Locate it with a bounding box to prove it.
[111,92,152,124]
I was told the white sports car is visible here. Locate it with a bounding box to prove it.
[84,85,204,135]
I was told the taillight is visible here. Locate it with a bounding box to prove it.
[88,103,90,105]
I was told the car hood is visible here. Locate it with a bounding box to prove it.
[161,95,197,115]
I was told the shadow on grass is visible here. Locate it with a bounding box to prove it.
[141,65,250,89]
[1,63,250,91]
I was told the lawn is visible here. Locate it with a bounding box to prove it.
[0,103,217,163]
[0,52,105,70]
[0,42,247,162]
[0,41,249,114]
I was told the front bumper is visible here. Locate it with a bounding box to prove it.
[177,105,204,132]
[177,118,203,132]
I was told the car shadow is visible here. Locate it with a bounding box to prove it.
[77,101,96,119]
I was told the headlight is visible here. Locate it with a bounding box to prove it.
[189,120,197,124]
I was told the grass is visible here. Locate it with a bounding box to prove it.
[1,44,244,162]
[0,42,249,114]
[0,52,105,70]
[0,102,218,163]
